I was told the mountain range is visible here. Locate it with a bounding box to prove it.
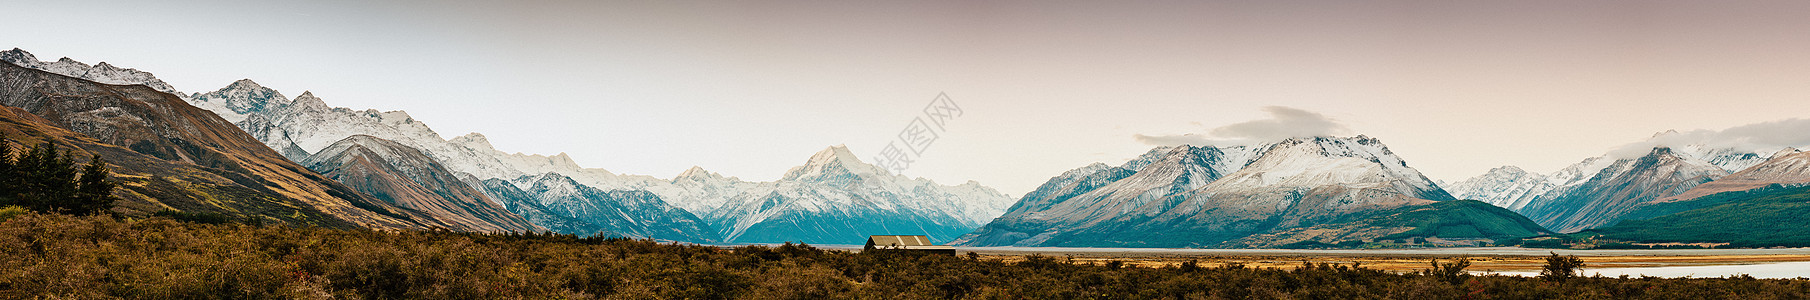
[10,47,1810,248]
[1451,132,1807,233]
[954,136,1548,248]
[3,48,1010,245]
[0,57,446,230]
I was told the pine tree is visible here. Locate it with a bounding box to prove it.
[13,141,78,213]
[0,136,117,215]
[71,154,117,215]
[0,136,16,206]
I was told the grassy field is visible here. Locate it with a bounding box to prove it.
[5,211,1810,299]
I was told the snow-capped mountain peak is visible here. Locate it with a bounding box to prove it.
[1447,165,1554,208]
[187,78,286,123]
[1209,135,1445,198]
[1771,147,1803,158]
[781,145,886,182]
[290,91,330,110]
[675,166,726,182]
[449,132,495,150]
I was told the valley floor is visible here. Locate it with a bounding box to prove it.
[961,251,1810,275]
[6,212,1810,299]
[797,245,1810,274]
[921,247,1810,273]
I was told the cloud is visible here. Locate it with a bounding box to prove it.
[1134,106,1352,146]
[1606,118,1810,159]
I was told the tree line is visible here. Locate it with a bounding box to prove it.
[0,136,116,215]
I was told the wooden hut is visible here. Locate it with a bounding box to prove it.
[863,235,956,255]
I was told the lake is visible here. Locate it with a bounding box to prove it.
[1489,261,1810,279]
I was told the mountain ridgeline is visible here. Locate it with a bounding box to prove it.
[2,48,1010,245]
[0,56,440,229]
[1452,133,1810,234]
[301,135,539,233]
[955,136,1548,248]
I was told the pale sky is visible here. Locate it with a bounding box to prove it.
[7,0,1810,196]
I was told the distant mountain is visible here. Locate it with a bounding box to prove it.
[1659,148,1809,203]
[1593,148,1810,223]
[1510,147,1729,233]
[508,172,719,243]
[0,60,438,229]
[178,72,1019,243]
[1453,130,1792,233]
[1445,166,1554,208]
[463,177,600,236]
[302,135,541,232]
[705,146,1013,245]
[955,136,1545,248]
[665,166,764,215]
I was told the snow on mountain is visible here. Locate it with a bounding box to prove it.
[665,166,764,214]
[1,48,184,97]
[301,135,541,233]
[190,82,533,182]
[1672,143,1774,173]
[11,47,1020,243]
[1456,129,1789,212]
[1194,136,1448,199]
[955,135,1476,248]
[506,172,719,242]
[1661,147,1810,203]
[176,79,1016,244]
[1446,166,1555,208]
[187,79,285,123]
[1514,147,1731,232]
[704,145,1014,244]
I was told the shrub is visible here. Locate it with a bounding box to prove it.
[1540,252,1585,282]
[0,205,27,222]
[1423,258,1471,285]
[3,213,1809,299]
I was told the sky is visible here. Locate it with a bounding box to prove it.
[7,0,1810,196]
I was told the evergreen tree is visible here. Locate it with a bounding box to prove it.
[0,138,111,215]
[16,141,78,212]
[0,136,15,206]
[71,154,117,215]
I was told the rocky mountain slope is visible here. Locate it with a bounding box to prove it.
[1513,147,1729,233]
[0,60,442,229]
[1660,148,1810,203]
[302,135,540,232]
[0,48,182,96]
[1453,130,1794,233]
[955,136,1543,248]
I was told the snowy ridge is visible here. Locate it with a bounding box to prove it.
[1456,130,1794,212]
[1,48,184,97]
[706,145,1015,243]
[166,72,1013,243]
[1446,166,1555,208]
[955,135,1458,247]
[1200,136,1444,197]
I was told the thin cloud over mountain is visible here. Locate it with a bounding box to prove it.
[1608,118,1810,159]
[1135,106,1352,147]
